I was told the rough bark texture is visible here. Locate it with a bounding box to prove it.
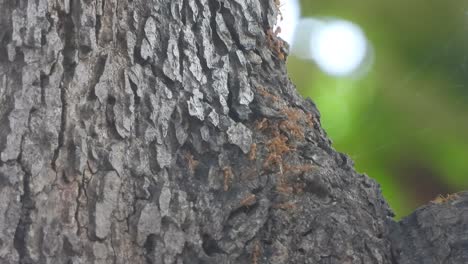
[0,0,467,263]
[390,192,468,264]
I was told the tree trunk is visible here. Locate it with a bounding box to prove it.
[0,0,467,263]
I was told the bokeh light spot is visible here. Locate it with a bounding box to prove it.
[311,20,368,76]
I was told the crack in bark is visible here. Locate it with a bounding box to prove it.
[39,71,48,106]
[177,29,185,81]
[181,0,188,26]
[95,0,103,46]
[89,54,108,101]
[219,3,243,51]
[208,0,228,56]
[52,5,77,174]
[75,172,85,236]
[110,231,118,264]
[13,133,34,263]
[195,41,210,76]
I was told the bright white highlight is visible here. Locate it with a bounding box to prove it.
[291,18,371,77]
[311,20,368,76]
[275,0,301,44]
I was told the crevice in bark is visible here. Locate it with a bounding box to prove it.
[193,0,205,23]
[105,95,124,140]
[129,72,140,106]
[143,234,159,263]
[26,108,35,131]
[110,231,118,264]
[208,0,228,56]
[301,227,314,238]
[95,15,102,45]
[51,73,68,172]
[95,0,108,47]
[13,134,34,263]
[133,40,146,66]
[63,235,79,257]
[195,41,210,77]
[0,107,13,157]
[0,0,13,62]
[259,0,273,31]
[181,0,188,26]
[89,54,108,101]
[45,11,54,33]
[37,226,47,263]
[390,247,399,264]
[52,5,77,173]
[75,173,83,236]
[132,13,153,66]
[230,196,260,219]
[177,29,185,81]
[40,29,47,47]
[150,63,176,90]
[102,0,107,17]
[39,71,48,106]
[226,85,240,122]
[0,31,10,62]
[219,3,242,51]
[13,215,32,264]
[129,77,141,137]
[202,233,225,256]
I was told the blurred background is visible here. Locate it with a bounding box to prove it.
[278,0,468,218]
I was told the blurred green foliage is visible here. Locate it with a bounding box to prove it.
[288,0,468,218]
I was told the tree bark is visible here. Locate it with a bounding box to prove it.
[0,0,466,263]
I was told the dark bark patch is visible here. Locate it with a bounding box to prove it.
[202,234,225,256]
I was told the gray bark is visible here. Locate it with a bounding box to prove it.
[0,0,466,263]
